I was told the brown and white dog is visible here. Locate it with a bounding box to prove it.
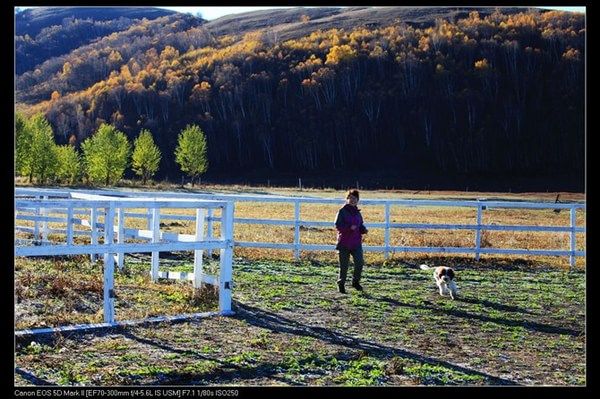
[420,264,458,299]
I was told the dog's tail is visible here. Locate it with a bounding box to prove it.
[419,264,432,270]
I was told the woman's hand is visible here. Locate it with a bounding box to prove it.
[350,225,358,231]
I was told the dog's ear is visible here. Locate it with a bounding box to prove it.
[446,268,455,280]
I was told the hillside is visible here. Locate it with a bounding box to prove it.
[202,6,525,41]
[15,7,180,75]
[15,6,177,37]
[14,7,585,190]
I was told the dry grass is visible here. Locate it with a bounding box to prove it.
[14,256,221,330]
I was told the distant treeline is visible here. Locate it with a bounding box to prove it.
[16,10,584,180]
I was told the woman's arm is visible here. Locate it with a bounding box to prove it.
[335,208,352,232]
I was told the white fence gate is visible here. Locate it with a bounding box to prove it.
[15,191,234,336]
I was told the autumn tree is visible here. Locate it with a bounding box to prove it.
[55,144,81,185]
[81,123,130,186]
[174,124,208,186]
[131,129,161,184]
[15,112,29,177]
[19,114,59,184]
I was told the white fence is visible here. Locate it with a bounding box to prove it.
[15,191,234,335]
[15,188,586,268]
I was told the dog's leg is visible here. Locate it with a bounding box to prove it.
[449,282,458,299]
[437,282,446,296]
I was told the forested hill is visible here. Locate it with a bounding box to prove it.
[15,7,179,75]
[15,7,585,189]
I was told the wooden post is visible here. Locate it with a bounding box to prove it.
[194,208,206,288]
[219,202,235,315]
[150,207,160,282]
[103,204,115,324]
[294,200,300,260]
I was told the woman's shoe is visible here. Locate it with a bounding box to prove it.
[337,282,346,293]
[352,281,363,291]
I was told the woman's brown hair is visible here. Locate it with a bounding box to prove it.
[346,189,359,200]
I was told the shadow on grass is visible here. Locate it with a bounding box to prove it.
[117,329,301,386]
[232,301,518,385]
[369,294,583,337]
[15,367,56,386]
[456,296,533,314]
[388,258,575,273]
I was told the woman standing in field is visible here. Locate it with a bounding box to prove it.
[334,189,368,293]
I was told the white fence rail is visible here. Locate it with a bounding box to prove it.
[14,194,235,335]
[15,188,586,268]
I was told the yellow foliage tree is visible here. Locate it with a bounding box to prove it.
[325,44,357,65]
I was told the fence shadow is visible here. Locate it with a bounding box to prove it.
[15,367,56,386]
[367,294,583,337]
[232,301,518,385]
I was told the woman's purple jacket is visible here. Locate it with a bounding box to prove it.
[335,204,368,251]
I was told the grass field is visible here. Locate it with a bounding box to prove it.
[14,255,585,386]
[14,184,586,386]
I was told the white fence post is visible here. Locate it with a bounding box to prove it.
[570,206,577,270]
[41,195,49,242]
[33,195,40,240]
[147,208,152,230]
[90,207,98,262]
[475,204,483,260]
[151,207,160,282]
[206,208,214,258]
[219,202,235,315]
[116,207,125,270]
[294,200,300,260]
[384,203,391,260]
[103,204,115,324]
[194,208,206,289]
[66,205,73,245]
